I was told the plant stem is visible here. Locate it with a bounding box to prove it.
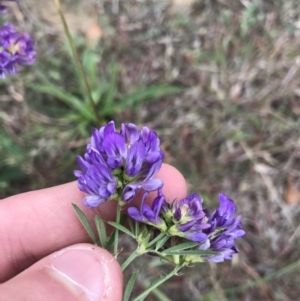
[114,200,121,256]
[131,266,181,301]
[54,0,100,124]
[147,232,166,248]
[142,280,172,301]
[121,251,140,271]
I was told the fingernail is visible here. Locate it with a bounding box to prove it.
[49,247,107,301]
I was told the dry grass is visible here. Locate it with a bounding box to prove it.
[2,0,300,300]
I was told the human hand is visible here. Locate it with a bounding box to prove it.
[0,164,186,301]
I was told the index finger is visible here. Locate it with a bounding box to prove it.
[0,163,187,282]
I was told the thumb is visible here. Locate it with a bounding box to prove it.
[0,244,123,301]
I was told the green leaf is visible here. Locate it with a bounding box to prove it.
[92,83,109,105]
[123,271,139,301]
[107,221,136,238]
[162,242,199,253]
[135,221,140,238]
[27,84,96,122]
[155,235,170,251]
[147,232,166,248]
[127,218,135,233]
[82,49,100,88]
[105,232,116,249]
[119,85,182,108]
[102,62,118,113]
[163,249,218,256]
[72,204,97,244]
[94,216,107,248]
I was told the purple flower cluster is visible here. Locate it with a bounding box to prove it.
[74,121,164,208]
[0,0,15,14]
[200,193,245,262]
[128,192,245,262]
[127,190,166,230]
[0,23,36,78]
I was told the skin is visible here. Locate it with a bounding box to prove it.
[0,163,187,301]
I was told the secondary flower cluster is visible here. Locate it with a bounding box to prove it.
[74,121,164,207]
[0,23,36,78]
[128,192,245,262]
[0,1,36,78]
[75,121,245,263]
[0,0,15,14]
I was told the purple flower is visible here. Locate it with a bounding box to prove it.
[166,194,210,242]
[0,0,15,13]
[0,23,36,78]
[199,193,245,262]
[74,121,164,207]
[127,190,167,230]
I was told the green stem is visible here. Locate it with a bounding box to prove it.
[131,266,181,301]
[121,251,140,271]
[147,232,166,248]
[114,201,121,256]
[142,280,172,301]
[54,0,100,124]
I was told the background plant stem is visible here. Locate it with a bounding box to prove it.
[54,0,100,124]
[131,266,181,301]
[122,251,140,271]
[114,201,121,256]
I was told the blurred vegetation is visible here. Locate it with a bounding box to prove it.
[2,0,300,300]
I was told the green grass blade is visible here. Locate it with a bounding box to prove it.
[123,271,139,301]
[102,62,118,112]
[107,221,136,238]
[119,85,182,107]
[127,218,135,233]
[94,216,107,248]
[28,84,96,122]
[72,204,97,244]
[162,242,199,253]
[155,235,170,251]
[163,249,218,256]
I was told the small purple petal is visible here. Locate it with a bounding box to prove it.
[122,183,142,202]
[207,253,225,263]
[73,170,83,177]
[184,231,207,242]
[103,132,126,167]
[121,123,140,146]
[83,195,104,208]
[128,207,145,222]
[142,178,163,191]
[104,121,116,135]
[178,220,198,232]
[76,156,90,172]
[152,195,165,221]
[218,193,236,217]
[126,140,146,176]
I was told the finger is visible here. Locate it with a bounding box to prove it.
[0,244,123,301]
[0,163,187,282]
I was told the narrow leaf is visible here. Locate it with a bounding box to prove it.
[28,84,96,122]
[105,231,115,249]
[103,62,118,111]
[94,216,107,248]
[123,271,139,301]
[120,85,182,107]
[162,242,199,253]
[127,218,135,233]
[155,235,170,251]
[163,249,218,256]
[72,204,97,243]
[107,221,135,238]
[135,221,140,237]
[147,232,166,248]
